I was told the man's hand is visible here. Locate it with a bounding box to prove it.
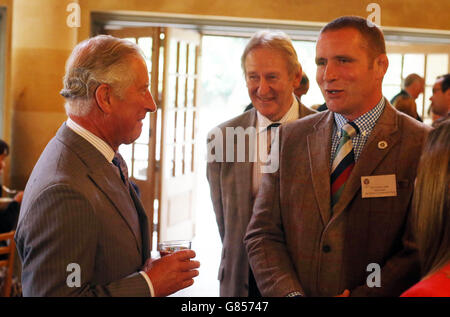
[143,250,200,297]
[335,289,350,297]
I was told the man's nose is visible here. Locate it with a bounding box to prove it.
[146,91,157,112]
[257,78,270,95]
[322,63,337,82]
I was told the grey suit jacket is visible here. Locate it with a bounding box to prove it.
[244,102,431,296]
[207,100,316,296]
[15,123,151,296]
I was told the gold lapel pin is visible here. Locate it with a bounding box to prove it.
[378,141,388,149]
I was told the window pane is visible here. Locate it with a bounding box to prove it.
[133,160,148,180]
[133,143,149,161]
[292,40,324,107]
[118,144,133,177]
[385,54,402,85]
[426,54,448,85]
[179,41,187,75]
[383,85,401,102]
[402,54,424,78]
[137,37,152,60]
[168,75,176,108]
[169,40,178,75]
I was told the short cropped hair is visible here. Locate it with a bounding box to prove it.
[319,16,386,61]
[438,73,450,92]
[404,73,424,88]
[241,30,301,78]
[61,35,143,117]
[0,139,9,156]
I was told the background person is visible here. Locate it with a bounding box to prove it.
[391,73,424,121]
[207,30,315,297]
[429,74,450,127]
[0,139,23,234]
[401,120,450,296]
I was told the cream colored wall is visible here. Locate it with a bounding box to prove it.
[77,0,450,40]
[10,0,78,187]
[8,0,450,188]
[0,0,12,186]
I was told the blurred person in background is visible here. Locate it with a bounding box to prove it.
[0,139,23,234]
[401,120,450,296]
[391,73,424,122]
[429,74,450,127]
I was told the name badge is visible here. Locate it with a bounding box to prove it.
[361,174,397,198]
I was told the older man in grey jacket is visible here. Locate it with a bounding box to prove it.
[15,35,199,297]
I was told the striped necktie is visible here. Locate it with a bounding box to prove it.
[330,122,359,211]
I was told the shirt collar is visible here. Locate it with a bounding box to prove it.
[333,97,385,137]
[66,118,115,163]
[256,94,299,131]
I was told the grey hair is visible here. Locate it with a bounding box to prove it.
[241,30,301,79]
[404,73,423,88]
[61,35,144,117]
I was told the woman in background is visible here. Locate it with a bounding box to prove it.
[0,139,22,234]
[401,120,450,296]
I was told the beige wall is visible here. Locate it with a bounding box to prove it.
[0,0,12,186]
[7,0,450,188]
[10,0,77,187]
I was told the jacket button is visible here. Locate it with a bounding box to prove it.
[322,245,331,253]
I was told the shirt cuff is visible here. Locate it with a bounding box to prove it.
[139,271,155,297]
[286,291,304,297]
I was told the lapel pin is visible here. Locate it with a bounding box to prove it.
[378,141,388,149]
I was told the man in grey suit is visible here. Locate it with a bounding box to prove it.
[15,35,199,296]
[207,30,315,297]
[245,16,431,297]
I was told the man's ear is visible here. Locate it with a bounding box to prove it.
[293,66,302,89]
[94,83,113,113]
[374,54,389,79]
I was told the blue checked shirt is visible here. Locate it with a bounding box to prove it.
[330,98,385,167]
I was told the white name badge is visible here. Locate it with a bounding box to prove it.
[361,174,397,198]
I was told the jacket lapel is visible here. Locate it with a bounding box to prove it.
[57,124,144,256]
[87,166,143,255]
[307,112,334,226]
[129,185,150,262]
[234,109,257,223]
[331,102,400,219]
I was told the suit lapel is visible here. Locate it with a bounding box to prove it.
[234,109,257,223]
[88,159,144,256]
[331,102,400,219]
[129,185,150,262]
[307,112,334,226]
[57,124,144,256]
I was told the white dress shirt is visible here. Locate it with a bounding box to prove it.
[252,95,299,197]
